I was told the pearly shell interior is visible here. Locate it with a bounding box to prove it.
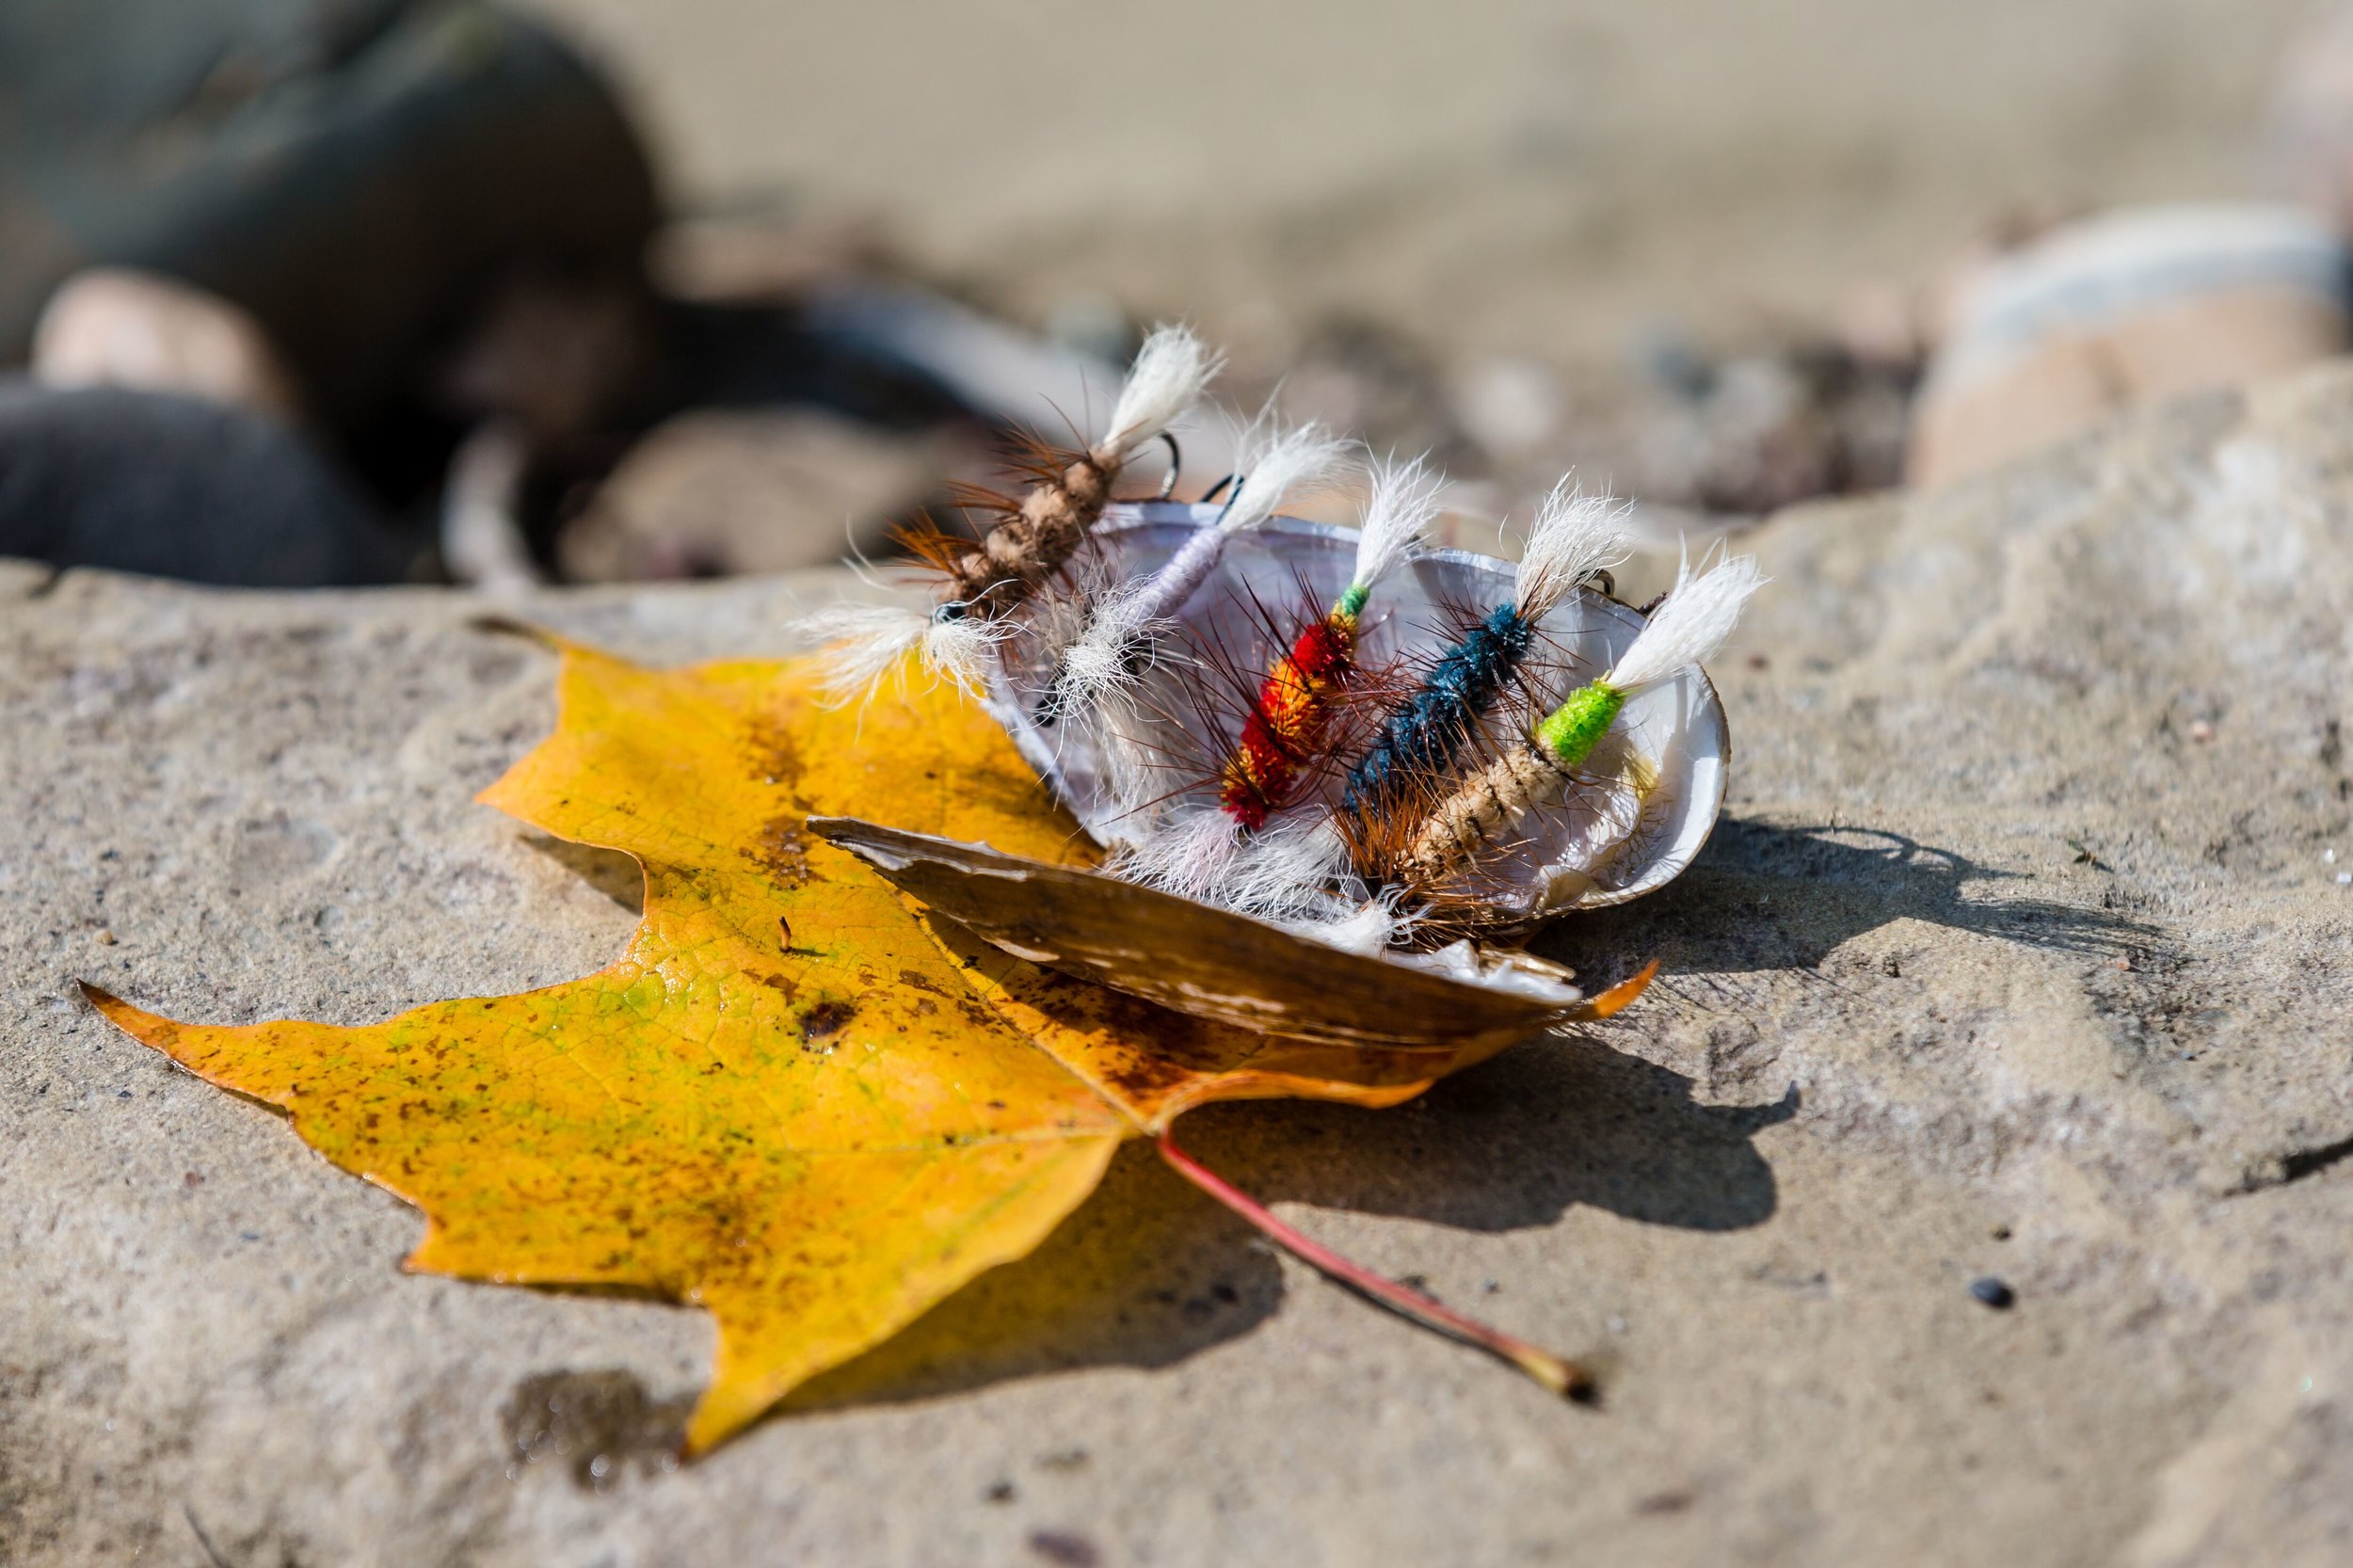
[982,504,1731,922]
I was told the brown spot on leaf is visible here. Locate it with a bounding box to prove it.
[748,814,814,887]
[800,1000,856,1043]
[744,714,806,792]
[1100,1049,1195,1100]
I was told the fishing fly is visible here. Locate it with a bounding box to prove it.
[1386,552,1766,894]
[1034,420,1353,728]
[1219,455,1442,833]
[799,323,1219,702]
[1341,480,1627,821]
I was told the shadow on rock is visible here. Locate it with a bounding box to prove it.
[1544,817,2164,988]
[766,818,2137,1421]
[779,1032,1788,1417]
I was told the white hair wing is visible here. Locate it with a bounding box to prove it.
[1096,324,1220,462]
[1216,816,1350,918]
[1516,478,1630,619]
[1104,419,1355,632]
[798,602,928,706]
[1276,900,1400,957]
[919,613,1008,698]
[1217,422,1354,537]
[1351,454,1444,589]
[1604,552,1767,692]
[795,601,1009,707]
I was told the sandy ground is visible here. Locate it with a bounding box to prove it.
[528,0,2317,364]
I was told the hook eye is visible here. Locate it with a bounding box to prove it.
[1155,432,1183,500]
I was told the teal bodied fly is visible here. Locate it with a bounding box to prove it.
[1340,480,1627,821]
[1390,552,1766,894]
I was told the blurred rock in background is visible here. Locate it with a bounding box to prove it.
[31,268,304,424]
[1907,205,2351,487]
[0,0,660,431]
[2270,0,2353,234]
[0,0,660,584]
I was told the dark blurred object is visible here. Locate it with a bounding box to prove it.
[0,0,658,432]
[1627,332,1916,515]
[1908,204,2348,487]
[0,378,406,584]
[437,266,660,447]
[0,1,1078,591]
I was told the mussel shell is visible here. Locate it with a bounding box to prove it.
[808,816,1601,1050]
[983,504,1731,920]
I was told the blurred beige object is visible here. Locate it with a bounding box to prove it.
[2270,1,2353,232]
[31,267,301,421]
[1908,205,2349,487]
[560,408,944,581]
[648,212,888,305]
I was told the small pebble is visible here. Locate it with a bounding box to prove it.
[2337,872,2351,887]
[1969,1276,2015,1309]
[2188,720,2215,743]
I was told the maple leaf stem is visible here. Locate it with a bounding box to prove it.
[1155,1130,1594,1401]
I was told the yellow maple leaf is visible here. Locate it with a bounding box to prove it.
[88,639,1625,1452]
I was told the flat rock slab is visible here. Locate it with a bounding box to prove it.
[5,370,2353,1566]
